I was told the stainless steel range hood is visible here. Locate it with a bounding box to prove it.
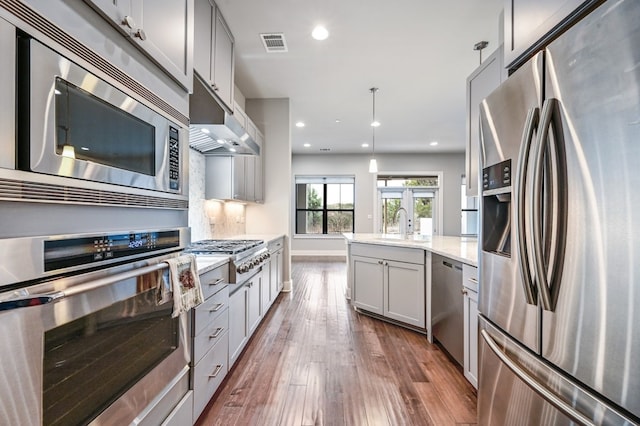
[189,75,260,155]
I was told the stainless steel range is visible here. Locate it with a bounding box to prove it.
[185,239,270,284]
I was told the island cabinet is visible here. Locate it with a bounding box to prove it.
[351,243,426,329]
[84,0,193,90]
[462,263,479,389]
[192,262,229,421]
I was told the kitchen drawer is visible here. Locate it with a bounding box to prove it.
[351,242,424,264]
[193,286,229,336]
[268,237,284,252]
[462,264,479,292]
[199,263,229,300]
[193,332,229,420]
[193,307,229,364]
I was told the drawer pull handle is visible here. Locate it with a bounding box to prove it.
[209,303,224,312]
[209,278,225,286]
[209,364,224,378]
[209,328,224,339]
[468,277,479,284]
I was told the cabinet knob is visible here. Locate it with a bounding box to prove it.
[461,289,468,295]
[134,28,147,41]
[378,260,383,265]
[122,15,136,29]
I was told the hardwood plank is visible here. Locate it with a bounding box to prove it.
[196,260,477,426]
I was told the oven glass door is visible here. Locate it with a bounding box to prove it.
[42,268,178,425]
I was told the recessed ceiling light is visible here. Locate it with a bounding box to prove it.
[371,121,381,127]
[295,121,305,128]
[335,119,341,123]
[430,141,438,146]
[303,143,311,148]
[311,25,329,41]
[361,143,369,148]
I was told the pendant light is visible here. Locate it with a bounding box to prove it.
[369,87,379,173]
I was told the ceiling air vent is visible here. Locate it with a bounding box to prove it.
[260,33,288,52]
[319,148,331,152]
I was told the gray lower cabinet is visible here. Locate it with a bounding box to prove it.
[351,243,426,329]
[228,284,248,367]
[462,264,479,388]
[192,263,229,421]
[247,272,262,334]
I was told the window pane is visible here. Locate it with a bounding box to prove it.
[381,197,402,234]
[296,210,323,234]
[414,196,433,235]
[326,184,354,209]
[296,183,324,209]
[327,211,353,233]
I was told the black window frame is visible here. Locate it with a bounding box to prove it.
[295,177,355,235]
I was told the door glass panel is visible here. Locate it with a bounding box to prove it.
[381,195,402,234]
[413,192,434,236]
[55,78,156,176]
[43,269,178,425]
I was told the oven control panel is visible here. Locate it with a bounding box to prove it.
[44,230,181,272]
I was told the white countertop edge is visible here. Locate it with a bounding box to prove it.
[343,233,478,267]
[225,234,286,244]
[195,255,230,275]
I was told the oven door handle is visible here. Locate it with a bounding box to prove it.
[0,263,169,311]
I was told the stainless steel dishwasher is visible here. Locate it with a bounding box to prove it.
[431,254,464,366]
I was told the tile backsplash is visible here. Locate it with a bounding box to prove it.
[189,149,246,241]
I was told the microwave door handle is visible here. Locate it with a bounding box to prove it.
[516,106,539,305]
[531,100,554,311]
[0,262,169,311]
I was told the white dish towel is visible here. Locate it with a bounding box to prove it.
[165,254,204,317]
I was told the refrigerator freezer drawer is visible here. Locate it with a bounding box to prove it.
[478,317,636,426]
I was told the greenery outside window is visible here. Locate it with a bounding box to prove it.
[295,176,355,235]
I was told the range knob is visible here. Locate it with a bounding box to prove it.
[237,264,250,274]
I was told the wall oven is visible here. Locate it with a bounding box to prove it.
[0,228,191,425]
[16,34,183,195]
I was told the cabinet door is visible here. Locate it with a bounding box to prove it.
[245,155,256,202]
[384,260,425,328]
[247,275,262,334]
[254,132,264,203]
[259,267,270,315]
[193,0,213,82]
[137,0,193,90]
[232,156,246,200]
[277,249,284,291]
[211,6,234,109]
[352,255,384,315]
[466,46,503,196]
[463,288,479,389]
[505,0,587,68]
[84,0,133,36]
[228,287,248,367]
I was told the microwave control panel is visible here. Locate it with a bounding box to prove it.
[169,126,180,190]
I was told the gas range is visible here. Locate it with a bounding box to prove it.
[185,239,269,284]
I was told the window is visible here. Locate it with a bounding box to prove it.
[377,175,440,236]
[295,176,355,235]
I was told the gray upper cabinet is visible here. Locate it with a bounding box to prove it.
[465,45,504,196]
[504,0,588,69]
[84,0,193,90]
[253,131,264,203]
[193,0,235,110]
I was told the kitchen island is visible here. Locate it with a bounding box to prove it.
[344,233,479,385]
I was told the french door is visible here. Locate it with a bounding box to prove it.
[378,188,439,235]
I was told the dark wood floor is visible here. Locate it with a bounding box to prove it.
[196,260,477,426]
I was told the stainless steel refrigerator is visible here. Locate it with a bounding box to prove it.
[478,0,640,424]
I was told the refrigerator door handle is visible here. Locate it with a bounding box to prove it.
[480,329,595,426]
[531,98,567,311]
[515,107,539,305]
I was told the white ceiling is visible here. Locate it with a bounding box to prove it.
[215,0,504,155]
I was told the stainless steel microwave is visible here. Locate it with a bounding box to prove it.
[16,35,184,194]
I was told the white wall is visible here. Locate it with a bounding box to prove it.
[245,98,292,289]
[291,152,465,254]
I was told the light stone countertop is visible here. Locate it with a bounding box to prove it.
[343,233,478,267]
[227,234,285,244]
[194,254,229,275]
